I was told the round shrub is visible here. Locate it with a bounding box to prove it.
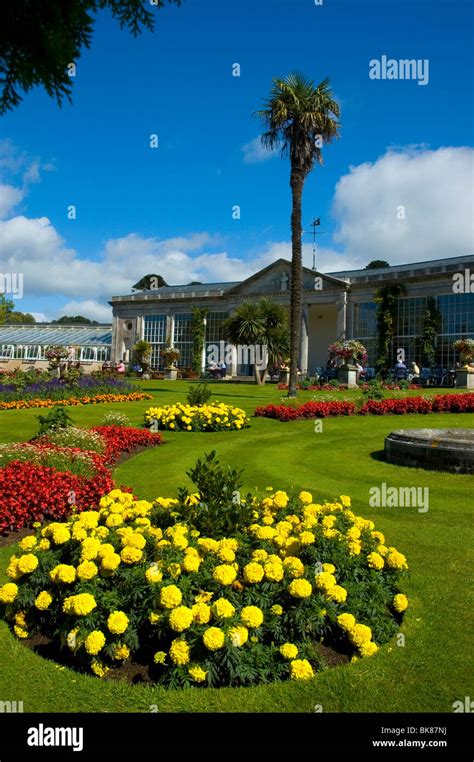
[145,402,249,431]
[0,464,408,688]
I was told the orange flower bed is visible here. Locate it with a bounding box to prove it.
[0,392,152,411]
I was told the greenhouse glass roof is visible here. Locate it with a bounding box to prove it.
[0,324,112,346]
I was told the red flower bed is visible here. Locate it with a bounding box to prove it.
[255,393,474,421]
[0,458,115,535]
[255,400,356,421]
[90,425,162,465]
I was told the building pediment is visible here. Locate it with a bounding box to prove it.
[225,259,347,297]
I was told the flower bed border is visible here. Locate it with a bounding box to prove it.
[0,392,152,411]
[255,393,474,421]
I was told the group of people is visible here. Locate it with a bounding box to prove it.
[101,360,126,374]
[208,361,227,379]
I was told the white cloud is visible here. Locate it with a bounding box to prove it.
[331,145,474,267]
[59,300,113,323]
[242,136,277,165]
[0,184,25,218]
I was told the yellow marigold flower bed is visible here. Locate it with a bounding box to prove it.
[0,392,152,411]
[0,464,409,689]
[144,401,249,432]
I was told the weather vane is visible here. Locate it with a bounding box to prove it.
[303,217,327,271]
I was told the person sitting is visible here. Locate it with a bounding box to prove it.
[208,362,219,379]
[393,359,408,380]
[116,360,126,374]
[409,361,420,383]
[217,360,227,379]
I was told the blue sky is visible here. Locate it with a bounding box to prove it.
[0,0,472,321]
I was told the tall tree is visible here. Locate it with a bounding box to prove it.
[374,283,406,378]
[418,296,442,367]
[224,299,289,385]
[257,73,340,396]
[132,274,168,291]
[0,0,183,114]
[5,311,36,324]
[365,260,390,269]
[0,294,14,324]
[52,315,98,324]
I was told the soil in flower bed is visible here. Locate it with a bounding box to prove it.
[23,633,350,686]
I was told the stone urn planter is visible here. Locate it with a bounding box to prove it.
[164,367,178,381]
[338,365,358,388]
[456,367,474,389]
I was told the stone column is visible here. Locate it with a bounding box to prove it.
[336,292,348,340]
[299,304,309,375]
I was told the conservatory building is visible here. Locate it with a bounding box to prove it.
[0,324,112,372]
[110,253,474,376]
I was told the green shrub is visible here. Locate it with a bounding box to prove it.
[37,406,74,436]
[186,383,213,406]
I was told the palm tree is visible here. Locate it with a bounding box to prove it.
[224,299,289,384]
[257,73,340,396]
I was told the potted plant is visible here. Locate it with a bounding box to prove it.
[161,346,181,380]
[453,339,474,388]
[131,340,152,378]
[328,340,367,388]
[45,346,69,378]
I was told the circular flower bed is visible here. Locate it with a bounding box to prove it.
[0,461,408,688]
[145,402,249,431]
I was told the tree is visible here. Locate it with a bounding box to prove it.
[417,297,442,367]
[365,260,390,270]
[132,274,168,291]
[52,315,99,324]
[257,73,340,396]
[191,307,208,374]
[5,311,36,324]
[224,299,289,385]
[0,1,183,114]
[132,339,152,373]
[0,294,14,324]
[374,283,406,378]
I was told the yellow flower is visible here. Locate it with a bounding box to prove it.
[325,584,347,604]
[243,562,264,584]
[386,550,408,570]
[283,556,305,578]
[51,525,71,545]
[85,630,106,655]
[169,638,190,665]
[359,641,379,658]
[367,552,384,570]
[50,564,76,584]
[288,578,312,598]
[252,549,268,563]
[279,643,298,659]
[192,602,211,624]
[298,491,313,505]
[0,582,18,603]
[337,612,356,631]
[212,598,235,619]
[273,490,289,508]
[112,643,130,661]
[17,554,38,574]
[37,538,50,551]
[107,611,129,634]
[348,623,372,647]
[153,650,167,664]
[264,560,284,582]
[63,593,96,616]
[167,562,181,578]
[182,554,201,573]
[203,626,225,650]
[120,546,143,564]
[270,604,283,616]
[80,537,101,560]
[34,591,53,610]
[315,572,336,592]
[213,564,237,586]
[169,606,194,632]
[145,564,162,584]
[393,593,409,613]
[229,625,248,647]
[240,605,263,629]
[100,553,121,573]
[19,535,37,551]
[91,659,109,678]
[290,659,314,680]
[13,624,29,639]
[160,584,182,609]
[77,561,98,580]
[322,563,336,573]
[217,547,235,563]
[339,495,351,507]
[188,665,207,682]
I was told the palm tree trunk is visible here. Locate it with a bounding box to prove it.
[288,166,304,397]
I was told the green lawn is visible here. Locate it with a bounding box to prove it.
[0,380,472,712]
